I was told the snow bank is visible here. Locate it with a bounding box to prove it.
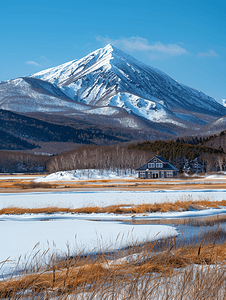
[35,169,137,182]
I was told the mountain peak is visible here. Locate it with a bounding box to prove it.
[29,44,226,119]
[103,43,115,51]
[90,43,122,61]
[102,43,122,54]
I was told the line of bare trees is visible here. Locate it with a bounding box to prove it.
[46,145,155,173]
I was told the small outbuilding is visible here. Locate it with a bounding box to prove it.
[136,155,179,179]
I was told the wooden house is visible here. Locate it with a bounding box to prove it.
[136,155,179,179]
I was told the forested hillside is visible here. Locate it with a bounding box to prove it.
[0,109,130,148]
[0,129,37,150]
[202,130,226,152]
[174,133,226,152]
[129,140,224,160]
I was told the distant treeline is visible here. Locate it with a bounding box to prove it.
[129,140,224,161]
[1,138,226,173]
[0,151,49,173]
[45,145,154,173]
[175,131,226,151]
[0,146,154,174]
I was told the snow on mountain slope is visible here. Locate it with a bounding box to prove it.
[109,92,180,124]
[31,44,226,121]
[215,98,226,107]
[0,77,91,113]
[0,77,148,130]
[202,116,226,135]
[0,77,124,118]
[33,59,78,85]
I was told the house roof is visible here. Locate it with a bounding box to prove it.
[136,155,179,171]
[153,155,169,163]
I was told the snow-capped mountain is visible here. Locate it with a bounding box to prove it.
[0,44,226,137]
[31,44,226,120]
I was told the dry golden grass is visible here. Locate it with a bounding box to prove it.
[1,176,226,192]
[1,234,226,299]
[13,181,55,189]
[0,199,226,216]
[0,180,55,190]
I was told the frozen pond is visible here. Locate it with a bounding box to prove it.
[0,216,177,275]
[0,190,226,209]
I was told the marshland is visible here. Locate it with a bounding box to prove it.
[0,174,226,299]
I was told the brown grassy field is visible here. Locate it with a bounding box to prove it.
[0,176,226,193]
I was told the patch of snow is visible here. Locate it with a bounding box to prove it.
[109,92,172,123]
[0,176,40,180]
[35,169,136,182]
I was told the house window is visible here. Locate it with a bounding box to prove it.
[156,163,163,168]
[167,171,173,177]
[148,163,155,168]
[140,172,146,178]
[154,159,157,162]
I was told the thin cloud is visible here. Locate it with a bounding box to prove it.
[197,49,218,57]
[25,56,50,68]
[26,61,41,67]
[40,55,50,63]
[96,36,188,56]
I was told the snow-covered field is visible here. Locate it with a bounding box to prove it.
[0,190,226,209]
[0,176,40,180]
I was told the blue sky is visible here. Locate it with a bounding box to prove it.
[0,0,225,99]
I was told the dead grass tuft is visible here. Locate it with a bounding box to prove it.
[1,199,226,216]
[13,181,55,189]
